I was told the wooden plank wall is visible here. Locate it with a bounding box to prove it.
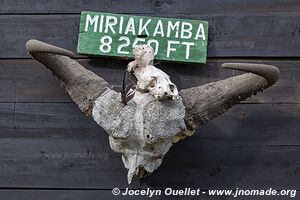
[0,0,299,199]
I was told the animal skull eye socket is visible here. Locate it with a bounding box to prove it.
[169,84,175,92]
[148,76,157,88]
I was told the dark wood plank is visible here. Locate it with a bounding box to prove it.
[1,190,293,200]
[1,0,300,14]
[0,190,295,200]
[198,104,300,146]
[5,103,299,145]
[0,103,14,128]
[0,127,299,189]
[0,59,298,103]
[0,103,299,188]
[0,127,132,188]
[0,0,299,192]
[0,59,125,103]
[0,190,227,200]
[0,190,110,200]
[0,15,78,59]
[145,145,300,190]
[13,103,97,129]
[0,14,300,58]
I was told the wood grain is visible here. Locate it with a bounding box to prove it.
[0,190,230,200]
[0,0,299,196]
[0,0,300,14]
[0,14,300,58]
[1,103,298,145]
[0,59,298,103]
[0,125,299,189]
[0,103,299,188]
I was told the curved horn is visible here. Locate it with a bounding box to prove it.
[26,39,109,116]
[180,63,280,130]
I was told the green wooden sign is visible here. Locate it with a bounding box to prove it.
[77,11,208,63]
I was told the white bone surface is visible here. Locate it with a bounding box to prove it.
[92,45,190,183]
[92,89,188,183]
[127,45,179,100]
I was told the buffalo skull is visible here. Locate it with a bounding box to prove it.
[26,39,280,183]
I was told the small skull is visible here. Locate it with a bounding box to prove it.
[147,76,179,100]
[127,45,179,100]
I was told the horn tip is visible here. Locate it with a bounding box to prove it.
[26,39,75,58]
[26,39,39,52]
[221,62,280,85]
